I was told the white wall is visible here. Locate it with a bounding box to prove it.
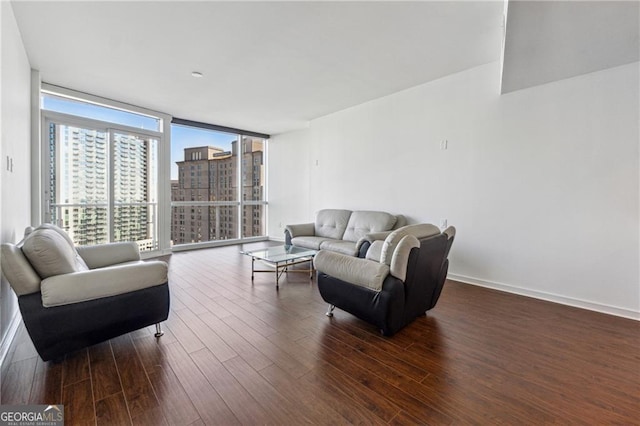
[1,1,32,348]
[268,127,312,236]
[269,60,640,318]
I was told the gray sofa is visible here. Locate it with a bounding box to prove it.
[285,209,406,257]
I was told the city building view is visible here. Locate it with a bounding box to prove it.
[48,123,158,251]
[46,118,265,251]
[171,137,265,245]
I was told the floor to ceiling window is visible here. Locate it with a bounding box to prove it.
[40,86,269,254]
[41,88,164,253]
[170,119,268,248]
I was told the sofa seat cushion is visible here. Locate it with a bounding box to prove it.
[315,250,389,291]
[319,240,359,256]
[342,211,397,242]
[291,236,331,250]
[41,260,168,307]
[314,209,352,239]
[22,228,89,279]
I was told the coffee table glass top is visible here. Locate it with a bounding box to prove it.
[242,245,317,263]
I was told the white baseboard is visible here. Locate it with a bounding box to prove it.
[448,273,640,321]
[268,236,285,243]
[0,312,21,369]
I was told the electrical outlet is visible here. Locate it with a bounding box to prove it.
[440,219,448,229]
[440,140,448,150]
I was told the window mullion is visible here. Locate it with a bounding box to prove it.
[237,133,243,240]
[108,129,115,243]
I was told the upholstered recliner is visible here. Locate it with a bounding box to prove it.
[1,224,170,361]
[314,223,455,336]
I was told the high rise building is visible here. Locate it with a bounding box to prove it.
[171,137,264,245]
[48,124,157,249]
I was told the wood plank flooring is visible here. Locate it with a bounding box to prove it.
[1,242,639,424]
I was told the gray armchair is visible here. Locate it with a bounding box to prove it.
[315,223,455,336]
[1,224,170,361]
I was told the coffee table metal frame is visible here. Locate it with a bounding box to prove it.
[241,245,317,289]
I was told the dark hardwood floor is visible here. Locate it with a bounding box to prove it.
[2,242,639,425]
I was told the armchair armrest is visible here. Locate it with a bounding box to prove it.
[41,260,168,307]
[76,242,140,269]
[365,240,384,262]
[315,250,389,291]
[389,235,420,282]
[285,223,315,238]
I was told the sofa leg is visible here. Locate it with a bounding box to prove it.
[326,304,335,317]
[154,323,164,338]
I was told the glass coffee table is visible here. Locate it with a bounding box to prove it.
[241,245,318,289]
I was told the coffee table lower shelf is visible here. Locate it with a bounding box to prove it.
[242,246,318,289]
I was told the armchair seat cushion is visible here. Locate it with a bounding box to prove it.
[315,250,389,291]
[41,261,168,307]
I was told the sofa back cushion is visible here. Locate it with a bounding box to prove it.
[342,211,397,242]
[314,209,352,239]
[22,228,88,279]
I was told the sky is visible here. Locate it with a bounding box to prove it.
[43,95,239,179]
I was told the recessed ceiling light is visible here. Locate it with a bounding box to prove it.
[191,71,203,78]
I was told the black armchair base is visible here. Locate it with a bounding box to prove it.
[19,282,170,361]
[318,273,407,336]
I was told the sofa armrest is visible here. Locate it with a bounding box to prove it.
[315,250,389,291]
[76,242,140,269]
[41,261,167,307]
[285,223,315,239]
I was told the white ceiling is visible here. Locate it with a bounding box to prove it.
[11,1,639,135]
[501,1,640,94]
[11,1,504,135]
